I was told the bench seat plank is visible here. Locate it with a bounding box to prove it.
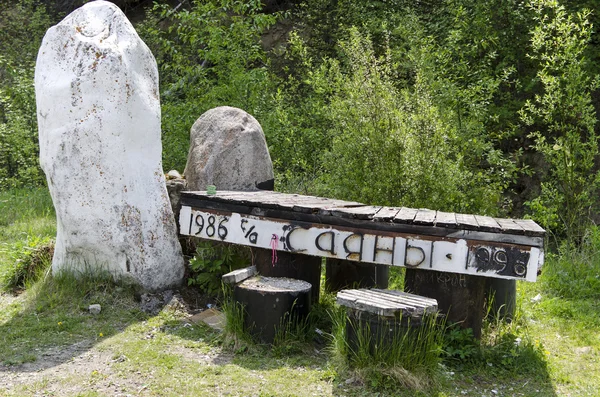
[372,207,401,222]
[514,219,546,236]
[495,218,525,234]
[337,289,438,318]
[394,207,418,224]
[326,206,383,220]
[455,213,479,230]
[435,211,457,228]
[474,215,502,232]
[414,209,437,225]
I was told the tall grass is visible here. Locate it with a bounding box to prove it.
[541,225,600,299]
[0,187,56,290]
[330,307,444,391]
[0,187,54,229]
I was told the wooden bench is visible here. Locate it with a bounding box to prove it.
[179,190,545,336]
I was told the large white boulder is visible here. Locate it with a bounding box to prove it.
[35,1,184,290]
[184,106,274,191]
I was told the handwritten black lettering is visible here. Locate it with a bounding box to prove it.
[315,231,336,255]
[343,233,364,261]
[373,235,395,264]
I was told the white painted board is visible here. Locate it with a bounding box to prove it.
[179,206,540,281]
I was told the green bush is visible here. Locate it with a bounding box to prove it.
[0,0,53,189]
[187,241,250,297]
[284,27,510,213]
[541,226,600,299]
[520,0,599,243]
[138,0,280,173]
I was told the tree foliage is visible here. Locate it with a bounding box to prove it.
[3,0,600,243]
[520,0,599,243]
[0,0,52,189]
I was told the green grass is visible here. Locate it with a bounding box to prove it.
[2,187,600,396]
[0,187,56,289]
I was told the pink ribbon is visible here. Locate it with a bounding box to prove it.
[270,234,278,267]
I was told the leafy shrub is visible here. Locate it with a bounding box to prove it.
[187,241,250,297]
[520,0,600,243]
[541,226,600,299]
[298,28,509,213]
[0,0,53,189]
[443,326,480,363]
[138,0,280,173]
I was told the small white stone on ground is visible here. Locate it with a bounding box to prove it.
[88,304,101,314]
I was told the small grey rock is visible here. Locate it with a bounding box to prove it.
[88,304,101,315]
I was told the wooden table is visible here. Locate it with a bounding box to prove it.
[179,190,545,282]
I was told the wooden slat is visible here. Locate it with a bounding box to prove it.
[474,215,502,232]
[394,207,418,224]
[351,290,431,313]
[344,290,416,311]
[455,213,479,230]
[378,289,438,310]
[514,219,546,237]
[372,207,401,222]
[337,289,438,317]
[337,291,411,317]
[328,206,383,220]
[294,198,364,214]
[435,211,457,228]
[413,209,437,226]
[495,218,524,234]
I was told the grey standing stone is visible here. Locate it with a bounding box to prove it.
[183,106,274,191]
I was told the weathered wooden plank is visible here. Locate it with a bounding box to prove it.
[514,219,546,237]
[337,292,397,317]
[474,215,502,232]
[372,207,401,222]
[328,206,383,220]
[435,211,457,228]
[374,289,438,310]
[414,209,437,226]
[455,213,479,230]
[337,289,438,317]
[346,290,427,315]
[180,206,542,281]
[495,218,525,234]
[394,207,418,224]
[222,265,257,284]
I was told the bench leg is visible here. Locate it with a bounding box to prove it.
[325,258,389,292]
[404,269,486,339]
[252,248,321,303]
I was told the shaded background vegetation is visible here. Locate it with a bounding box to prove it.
[2,0,600,245]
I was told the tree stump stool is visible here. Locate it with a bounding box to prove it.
[336,289,438,354]
[234,276,312,343]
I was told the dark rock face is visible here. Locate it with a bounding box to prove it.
[42,0,145,17]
